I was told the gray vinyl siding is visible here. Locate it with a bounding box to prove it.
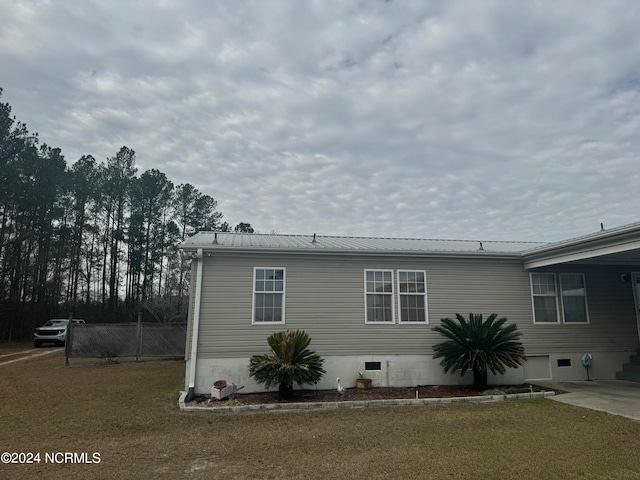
[191,253,534,358]
[524,264,640,354]
[189,253,640,359]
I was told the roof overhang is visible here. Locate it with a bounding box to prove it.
[522,223,640,269]
[179,221,640,269]
[181,245,522,261]
[179,231,537,258]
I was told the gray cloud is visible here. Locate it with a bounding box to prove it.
[1,0,639,241]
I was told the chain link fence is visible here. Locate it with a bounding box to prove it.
[66,322,186,361]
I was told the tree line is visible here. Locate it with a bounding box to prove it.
[0,88,252,339]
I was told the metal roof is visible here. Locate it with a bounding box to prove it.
[520,220,640,268]
[520,220,640,255]
[180,231,544,256]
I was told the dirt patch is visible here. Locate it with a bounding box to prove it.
[187,384,559,408]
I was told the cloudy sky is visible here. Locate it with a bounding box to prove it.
[1,1,639,242]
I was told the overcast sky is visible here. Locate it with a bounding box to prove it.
[1,1,639,242]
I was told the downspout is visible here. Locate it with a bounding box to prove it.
[185,248,203,402]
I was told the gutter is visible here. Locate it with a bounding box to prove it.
[185,248,203,403]
[180,247,524,260]
[521,225,640,269]
[521,221,640,256]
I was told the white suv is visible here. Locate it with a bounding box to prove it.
[33,319,85,347]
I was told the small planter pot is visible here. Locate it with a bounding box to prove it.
[356,378,372,389]
[213,380,227,389]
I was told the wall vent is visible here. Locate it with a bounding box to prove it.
[365,361,381,371]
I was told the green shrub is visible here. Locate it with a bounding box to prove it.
[249,329,326,400]
[432,313,526,390]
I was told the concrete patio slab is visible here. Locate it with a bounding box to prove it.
[537,380,640,421]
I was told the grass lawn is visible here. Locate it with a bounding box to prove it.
[1,346,639,479]
[0,340,37,355]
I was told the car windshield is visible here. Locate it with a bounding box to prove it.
[43,320,69,327]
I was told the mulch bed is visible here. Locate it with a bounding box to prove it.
[187,384,558,408]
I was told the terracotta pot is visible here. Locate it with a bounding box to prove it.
[213,380,227,390]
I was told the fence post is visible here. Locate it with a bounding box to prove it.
[136,310,143,362]
[65,312,73,367]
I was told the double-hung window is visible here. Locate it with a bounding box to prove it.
[365,270,394,323]
[253,268,285,323]
[398,270,428,323]
[531,272,588,324]
[531,273,559,323]
[559,274,589,323]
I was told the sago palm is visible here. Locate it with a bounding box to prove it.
[249,329,326,400]
[432,313,526,390]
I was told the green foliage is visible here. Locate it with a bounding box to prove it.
[234,222,254,233]
[432,313,526,390]
[172,183,223,241]
[249,329,326,399]
[0,88,256,336]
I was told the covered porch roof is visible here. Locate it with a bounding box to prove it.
[522,222,640,269]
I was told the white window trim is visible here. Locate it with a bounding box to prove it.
[397,270,429,324]
[559,273,590,324]
[530,272,560,324]
[364,269,395,324]
[252,267,286,325]
[531,272,590,324]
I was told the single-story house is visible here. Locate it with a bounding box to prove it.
[180,222,640,397]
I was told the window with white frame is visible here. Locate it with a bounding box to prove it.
[253,268,285,323]
[531,272,589,324]
[398,270,428,323]
[531,273,559,323]
[559,273,589,323]
[365,270,394,323]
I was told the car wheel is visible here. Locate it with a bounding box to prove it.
[34,341,42,348]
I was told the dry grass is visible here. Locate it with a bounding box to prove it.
[0,340,36,355]
[1,344,639,480]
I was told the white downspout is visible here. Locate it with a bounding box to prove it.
[185,248,203,402]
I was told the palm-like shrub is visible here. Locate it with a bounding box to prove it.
[432,313,526,390]
[249,329,326,400]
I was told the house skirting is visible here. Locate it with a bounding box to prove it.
[524,351,631,382]
[186,350,634,394]
[186,354,523,394]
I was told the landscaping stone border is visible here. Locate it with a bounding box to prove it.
[178,390,555,414]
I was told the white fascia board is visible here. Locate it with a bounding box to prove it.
[523,238,640,269]
[179,246,521,260]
